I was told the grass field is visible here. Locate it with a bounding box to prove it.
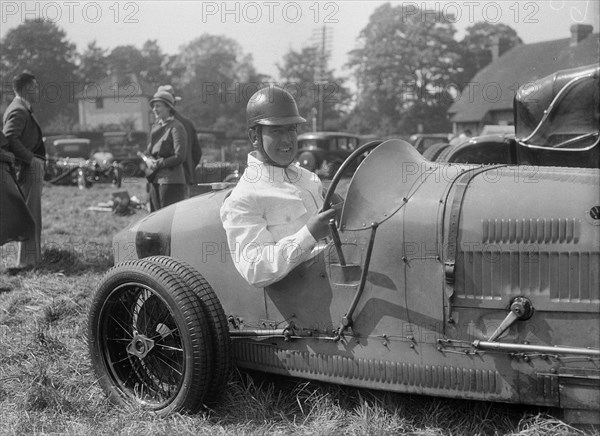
[0,177,596,435]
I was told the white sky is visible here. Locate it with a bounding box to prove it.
[1,1,599,80]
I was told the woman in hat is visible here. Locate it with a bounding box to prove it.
[145,89,188,211]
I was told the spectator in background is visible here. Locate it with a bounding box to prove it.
[145,89,188,211]
[156,85,202,198]
[0,131,35,248]
[2,73,45,269]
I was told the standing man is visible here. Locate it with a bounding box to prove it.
[156,85,201,198]
[3,73,45,268]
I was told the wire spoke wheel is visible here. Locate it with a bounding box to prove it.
[88,260,212,415]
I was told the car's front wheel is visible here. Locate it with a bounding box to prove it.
[88,260,213,415]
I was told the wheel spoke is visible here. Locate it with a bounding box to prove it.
[105,337,133,343]
[108,315,134,340]
[149,326,177,342]
[150,353,184,377]
[153,343,184,352]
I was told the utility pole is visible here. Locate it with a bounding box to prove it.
[311,25,332,131]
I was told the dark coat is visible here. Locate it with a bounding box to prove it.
[174,111,202,184]
[2,97,44,164]
[0,131,35,245]
[147,117,187,184]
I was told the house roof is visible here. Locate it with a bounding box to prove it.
[448,31,599,123]
[75,73,155,99]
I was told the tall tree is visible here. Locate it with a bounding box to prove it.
[347,4,462,135]
[175,34,267,136]
[78,40,109,84]
[107,45,144,80]
[459,22,522,84]
[1,20,78,129]
[81,40,176,88]
[139,40,179,88]
[277,46,352,132]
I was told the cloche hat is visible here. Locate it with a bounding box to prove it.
[150,89,175,109]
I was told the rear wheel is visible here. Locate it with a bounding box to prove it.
[422,142,450,161]
[88,260,212,415]
[144,256,232,405]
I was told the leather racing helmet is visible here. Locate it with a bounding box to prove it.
[246,86,306,129]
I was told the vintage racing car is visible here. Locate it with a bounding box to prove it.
[87,63,599,421]
[88,133,600,421]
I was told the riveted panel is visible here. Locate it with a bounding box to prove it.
[234,342,503,396]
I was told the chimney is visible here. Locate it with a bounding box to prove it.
[570,24,593,46]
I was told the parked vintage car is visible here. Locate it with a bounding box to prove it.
[45,138,94,188]
[45,138,122,188]
[192,138,249,196]
[88,134,599,422]
[89,148,123,187]
[103,131,148,178]
[408,132,451,154]
[436,134,516,164]
[295,131,364,178]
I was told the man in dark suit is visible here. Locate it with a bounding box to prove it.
[156,85,202,198]
[3,72,45,268]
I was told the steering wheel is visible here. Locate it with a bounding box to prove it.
[321,140,383,213]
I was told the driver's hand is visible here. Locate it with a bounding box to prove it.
[328,193,344,220]
[307,209,337,241]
